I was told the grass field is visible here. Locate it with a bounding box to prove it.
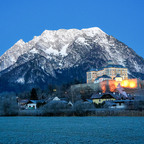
[0,117,144,144]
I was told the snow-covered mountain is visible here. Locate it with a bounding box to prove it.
[0,27,144,92]
[0,28,107,71]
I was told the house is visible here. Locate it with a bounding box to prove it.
[87,60,128,83]
[91,92,134,104]
[91,93,116,104]
[91,92,117,104]
[18,99,29,109]
[52,97,68,103]
[109,100,126,109]
[26,100,45,109]
[91,91,134,109]
[108,100,134,109]
[52,97,73,106]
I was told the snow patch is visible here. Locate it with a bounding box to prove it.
[76,37,85,43]
[45,47,59,55]
[82,27,106,37]
[45,44,68,56]
[17,78,25,84]
[29,48,39,54]
[59,44,69,56]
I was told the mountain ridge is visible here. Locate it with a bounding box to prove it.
[0,27,144,92]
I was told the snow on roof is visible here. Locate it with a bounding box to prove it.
[53,97,60,101]
[29,100,45,104]
[68,101,73,106]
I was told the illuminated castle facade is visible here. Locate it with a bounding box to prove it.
[87,60,128,84]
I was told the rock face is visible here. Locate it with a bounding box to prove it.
[0,27,144,92]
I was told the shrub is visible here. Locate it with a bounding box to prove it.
[0,93,18,116]
[134,100,144,111]
[73,101,95,116]
[40,101,70,115]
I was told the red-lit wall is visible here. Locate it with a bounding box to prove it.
[100,79,138,93]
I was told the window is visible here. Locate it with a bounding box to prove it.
[88,73,91,79]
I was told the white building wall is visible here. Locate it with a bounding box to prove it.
[27,103,37,109]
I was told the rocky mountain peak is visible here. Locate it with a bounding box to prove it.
[15,39,25,45]
[0,27,144,92]
[0,27,107,72]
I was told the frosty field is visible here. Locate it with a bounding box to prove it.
[0,117,144,144]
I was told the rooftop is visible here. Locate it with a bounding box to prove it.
[91,92,134,100]
[95,75,111,80]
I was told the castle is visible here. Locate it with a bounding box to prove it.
[87,60,128,84]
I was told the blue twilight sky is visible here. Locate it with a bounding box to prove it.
[0,0,144,58]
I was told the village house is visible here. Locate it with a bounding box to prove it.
[91,92,117,104]
[91,92,134,109]
[52,96,73,106]
[109,100,134,109]
[17,99,29,110]
[26,100,45,109]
